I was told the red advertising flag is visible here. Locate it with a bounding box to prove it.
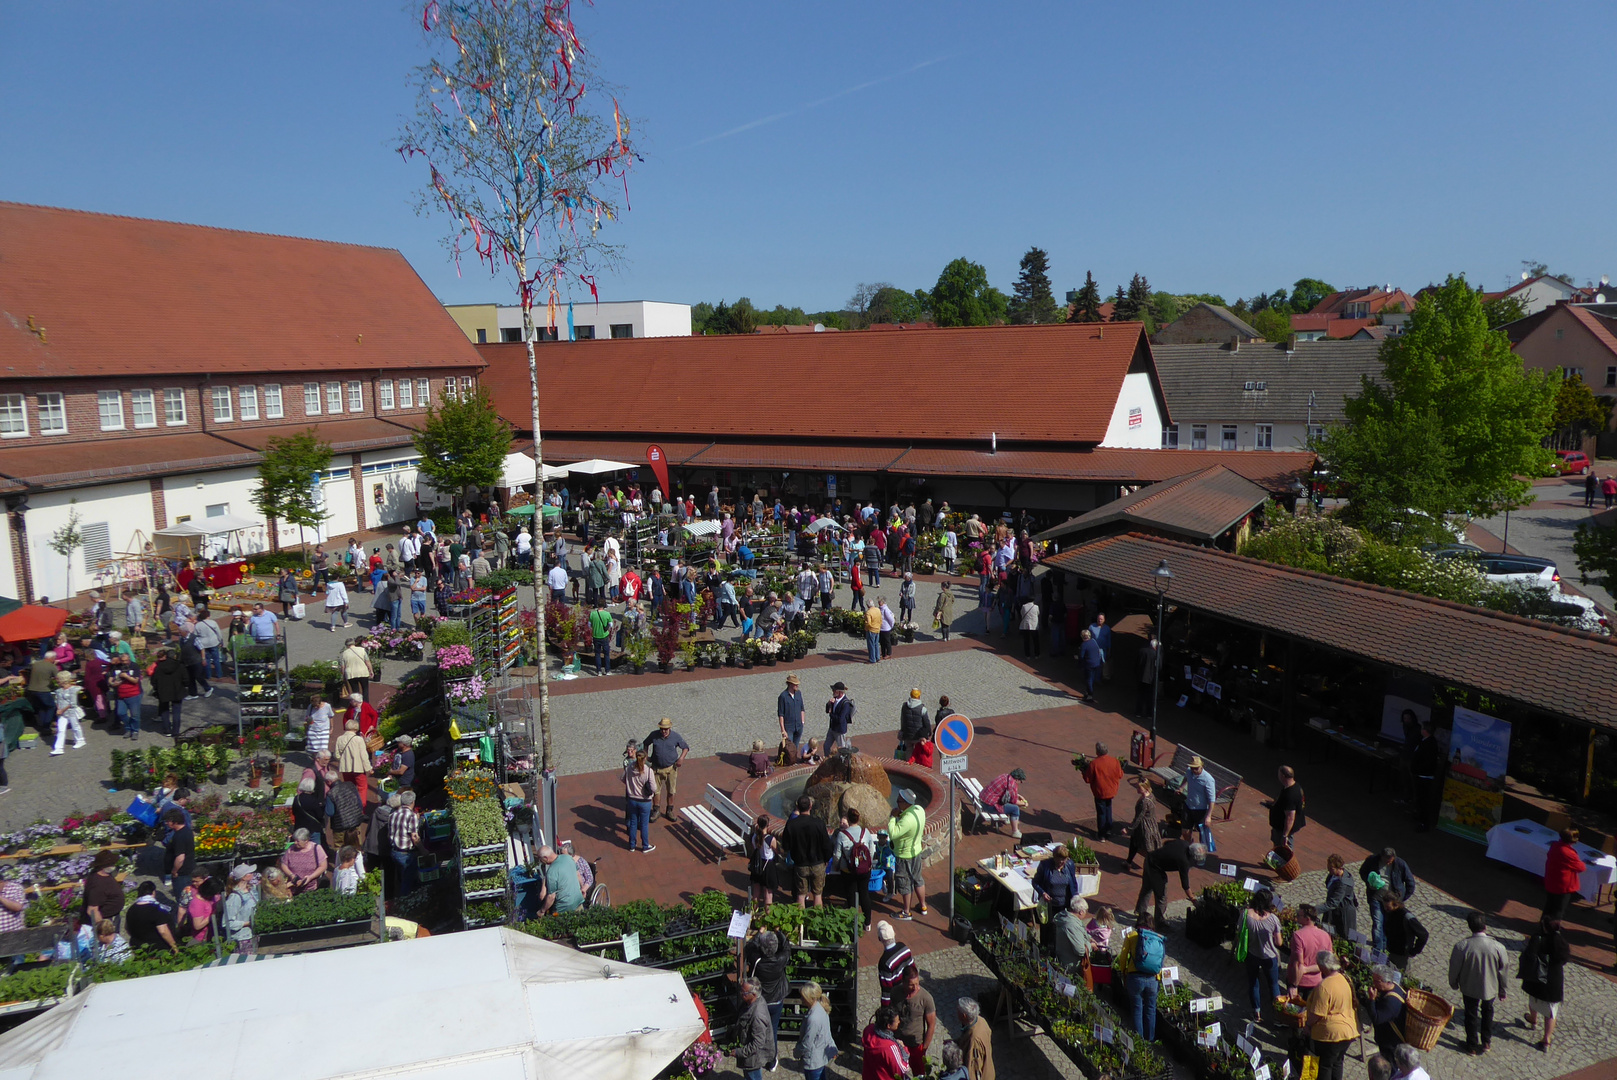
[646,444,670,497]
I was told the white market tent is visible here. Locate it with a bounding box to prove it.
[804,517,845,534]
[0,928,704,1080]
[682,520,722,539]
[560,458,638,476]
[150,513,263,558]
[498,451,570,488]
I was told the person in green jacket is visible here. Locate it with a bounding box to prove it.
[889,789,928,920]
[589,598,615,676]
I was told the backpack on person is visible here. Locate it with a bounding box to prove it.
[839,827,873,874]
[1135,930,1166,975]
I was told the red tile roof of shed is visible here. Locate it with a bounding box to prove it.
[477,322,1152,443]
[0,202,485,379]
[1045,533,1617,727]
[1035,466,1270,543]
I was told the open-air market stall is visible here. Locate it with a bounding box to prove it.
[0,927,704,1080]
[150,513,261,561]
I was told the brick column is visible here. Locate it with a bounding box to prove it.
[149,478,168,529]
[7,510,32,602]
[351,454,366,534]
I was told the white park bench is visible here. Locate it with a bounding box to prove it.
[954,775,1011,834]
[680,784,751,862]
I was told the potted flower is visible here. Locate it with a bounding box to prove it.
[898,621,919,644]
[757,638,781,665]
[723,642,738,668]
[625,634,652,675]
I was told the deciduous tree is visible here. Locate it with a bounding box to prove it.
[930,258,1007,327]
[1288,278,1336,313]
[414,387,512,509]
[1250,309,1293,343]
[253,430,334,559]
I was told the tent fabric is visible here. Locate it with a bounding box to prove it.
[682,520,721,539]
[0,928,702,1080]
[559,458,637,476]
[0,596,23,618]
[0,605,69,644]
[153,513,259,537]
[498,453,569,487]
[804,517,845,533]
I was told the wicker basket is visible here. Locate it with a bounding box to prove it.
[1267,847,1301,882]
[1402,987,1454,1051]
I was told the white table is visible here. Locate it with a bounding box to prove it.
[976,853,1101,910]
[1484,819,1617,903]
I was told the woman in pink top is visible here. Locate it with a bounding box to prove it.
[1286,903,1335,996]
[279,829,329,893]
[185,879,223,942]
[52,634,76,671]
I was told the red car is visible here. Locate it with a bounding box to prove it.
[1556,450,1592,475]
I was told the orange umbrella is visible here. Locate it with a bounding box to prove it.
[0,605,69,643]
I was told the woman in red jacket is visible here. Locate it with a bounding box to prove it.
[861,1004,912,1080]
[1543,828,1587,920]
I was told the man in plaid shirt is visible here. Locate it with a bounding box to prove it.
[389,790,423,895]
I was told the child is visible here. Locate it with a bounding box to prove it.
[748,739,773,779]
[332,846,360,895]
[906,738,935,769]
[747,816,778,906]
[801,737,824,766]
[51,670,86,755]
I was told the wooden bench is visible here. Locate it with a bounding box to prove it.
[679,784,751,861]
[1150,744,1243,822]
[955,775,1011,834]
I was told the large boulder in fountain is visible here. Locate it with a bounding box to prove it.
[804,750,892,799]
[803,780,892,834]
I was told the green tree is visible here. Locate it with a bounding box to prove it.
[252,430,334,558]
[1109,284,1134,321]
[1006,247,1059,324]
[1481,291,1527,329]
[869,285,927,325]
[1319,275,1557,538]
[1148,292,1182,333]
[1551,374,1608,448]
[1288,278,1336,313]
[399,0,636,776]
[1250,308,1293,342]
[47,502,83,600]
[1574,520,1617,589]
[930,258,1007,327]
[691,301,716,334]
[413,386,512,515]
[1067,271,1104,323]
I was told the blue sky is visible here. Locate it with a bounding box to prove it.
[3,2,1614,313]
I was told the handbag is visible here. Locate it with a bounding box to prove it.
[1234,912,1251,962]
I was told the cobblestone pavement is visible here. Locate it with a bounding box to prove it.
[532,646,1073,776]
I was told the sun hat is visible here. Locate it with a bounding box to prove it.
[1188,756,1204,768]
[785,674,800,685]
[658,717,672,730]
[898,789,918,805]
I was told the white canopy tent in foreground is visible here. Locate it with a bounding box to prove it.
[498,452,570,488]
[0,928,703,1080]
[150,513,264,558]
[559,457,638,476]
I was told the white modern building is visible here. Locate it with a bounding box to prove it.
[444,300,692,344]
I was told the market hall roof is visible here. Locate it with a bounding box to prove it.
[1151,339,1385,425]
[1044,532,1617,729]
[477,321,1160,444]
[0,201,485,378]
[1034,466,1271,544]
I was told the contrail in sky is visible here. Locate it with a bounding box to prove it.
[687,54,953,148]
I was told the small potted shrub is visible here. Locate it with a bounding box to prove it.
[625,635,652,675]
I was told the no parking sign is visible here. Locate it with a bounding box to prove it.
[936,714,973,755]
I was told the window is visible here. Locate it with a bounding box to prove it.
[346,381,363,412]
[1556,328,1565,340]
[1307,423,1325,444]
[379,380,395,410]
[131,389,156,429]
[476,328,488,344]
[211,386,233,422]
[0,394,25,437]
[1161,424,1179,450]
[443,379,455,402]
[326,382,343,413]
[36,392,66,434]
[398,378,413,408]
[163,388,186,425]
[81,521,111,570]
[1220,424,1237,451]
[1190,424,1207,450]
[1256,424,1273,450]
[1607,367,1616,388]
[263,384,283,419]
[415,378,429,407]
[535,325,559,342]
[97,390,124,431]
[460,376,473,398]
[304,382,321,416]
[239,386,259,420]
[501,327,523,343]
[574,324,595,340]
[205,503,229,517]
[1563,366,1585,381]
[610,323,634,339]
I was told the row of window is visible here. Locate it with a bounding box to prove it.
[0,376,478,437]
[1562,366,1617,387]
[1161,423,1324,451]
[478,323,633,344]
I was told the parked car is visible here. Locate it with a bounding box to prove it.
[1554,450,1592,476]
[1489,584,1610,636]
[1431,549,1561,589]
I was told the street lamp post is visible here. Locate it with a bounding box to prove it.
[1150,558,1173,748]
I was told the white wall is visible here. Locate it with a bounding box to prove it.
[496,300,692,340]
[1099,372,1164,448]
[1163,419,1313,452]
[0,512,15,599]
[321,471,360,540]
[162,468,276,555]
[25,481,156,601]
[359,451,422,529]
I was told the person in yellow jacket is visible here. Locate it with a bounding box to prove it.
[864,600,884,664]
[1304,951,1357,1080]
[888,788,928,921]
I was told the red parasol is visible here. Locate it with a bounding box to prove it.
[0,605,70,643]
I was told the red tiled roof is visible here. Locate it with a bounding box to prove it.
[1035,466,1270,543]
[1289,314,1375,339]
[0,432,260,488]
[867,322,937,331]
[0,202,486,379]
[1564,305,1617,358]
[753,324,830,334]
[890,447,1314,490]
[477,322,1152,443]
[514,438,713,467]
[1045,533,1617,728]
[685,444,908,472]
[213,417,420,455]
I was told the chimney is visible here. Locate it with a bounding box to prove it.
[1286,333,1298,353]
[990,432,997,455]
[1228,334,1240,353]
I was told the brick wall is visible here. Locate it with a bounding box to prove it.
[0,367,478,449]
[148,478,168,529]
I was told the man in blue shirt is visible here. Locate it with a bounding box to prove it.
[1182,756,1219,850]
[1087,613,1113,681]
[643,718,690,821]
[778,673,806,754]
[1077,629,1103,703]
[246,604,279,644]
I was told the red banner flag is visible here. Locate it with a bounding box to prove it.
[646,444,670,499]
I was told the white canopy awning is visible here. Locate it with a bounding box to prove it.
[0,928,702,1080]
[498,452,570,488]
[804,517,845,534]
[561,458,638,476]
[153,512,260,538]
[682,520,722,538]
